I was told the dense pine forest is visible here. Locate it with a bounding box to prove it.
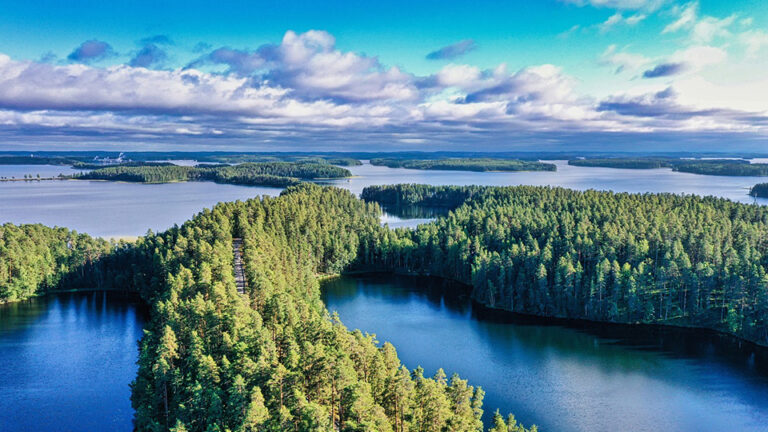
[53,184,527,432]
[0,224,111,302]
[370,159,556,172]
[361,184,768,345]
[74,162,351,186]
[6,181,768,429]
[751,183,768,198]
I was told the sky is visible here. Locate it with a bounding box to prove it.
[0,0,767,152]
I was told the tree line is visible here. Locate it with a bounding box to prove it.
[751,183,768,198]
[73,162,351,186]
[0,223,112,302]
[569,157,768,176]
[370,159,556,173]
[360,184,768,346]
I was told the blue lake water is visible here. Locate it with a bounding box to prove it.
[2,161,767,238]
[322,274,768,432]
[0,292,147,432]
[2,160,768,431]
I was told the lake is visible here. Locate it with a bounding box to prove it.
[0,292,147,432]
[322,274,768,432]
[3,160,768,431]
[2,160,768,238]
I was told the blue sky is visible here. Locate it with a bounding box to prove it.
[0,0,766,151]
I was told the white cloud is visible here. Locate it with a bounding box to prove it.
[0,29,765,147]
[599,45,651,73]
[691,15,736,43]
[662,2,736,43]
[663,2,698,34]
[599,12,647,32]
[435,64,482,87]
[671,45,727,70]
[740,29,768,57]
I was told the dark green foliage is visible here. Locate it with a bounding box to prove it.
[751,183,768,198]
[75,165,195,183]
[362,184,485,209]
[73,162,350,186]
[674,162,768,176]
[568,158,675,169]
[112,184,521,432]
[360,184,768,346]
[0,224,111,302]
[569,157,768,177]
[370,158,557,172]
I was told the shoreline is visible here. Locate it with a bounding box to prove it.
[331,269,768,351]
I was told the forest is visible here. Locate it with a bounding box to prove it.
[360,184,768,346]
[751,183,768,198]
[569,157,768,176]
[109,184,530,432]
[567,158,676,169]
[0,184,533,431]
[673,161,768,176]
[0,223,111,302]
[7,181,768,429]
[73,162,351,186]
[369,158,557,172]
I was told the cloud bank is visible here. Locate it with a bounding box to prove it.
[0,27,766,151]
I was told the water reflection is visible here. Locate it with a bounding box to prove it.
[322,274,768,432]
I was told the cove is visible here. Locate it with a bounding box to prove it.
[321,273,768,432]
[0,291,147,432]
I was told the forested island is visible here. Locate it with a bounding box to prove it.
[568,158,676,169]
[569,157,768,176]
[674,161,768,176]
[73,162,351,186]
[751,183,768,198]
[370,158,557,172]
[5,182,768,430]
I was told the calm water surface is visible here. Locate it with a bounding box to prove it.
[3,161,768,237]
[0,292,147,432]
[324,160,768,206]
[0,165,282,238]
[322,274,768,432]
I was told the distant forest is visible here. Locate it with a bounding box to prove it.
[751,183,768,198]
[569,157,768,176]
[73,162,351,186]
[370,158,556,172]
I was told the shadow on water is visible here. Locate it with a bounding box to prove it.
[322,273,768,432]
